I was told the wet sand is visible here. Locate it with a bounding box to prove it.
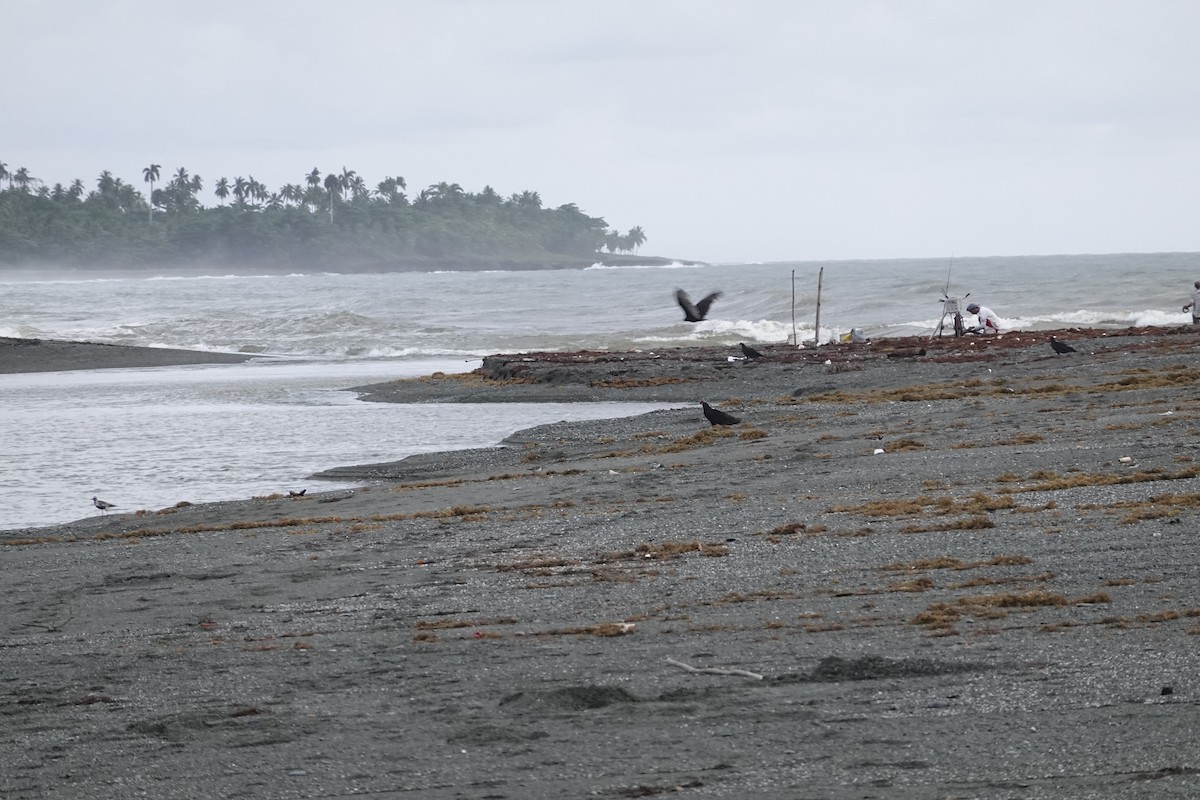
[3,327,1200,798]
[0,337,252,374]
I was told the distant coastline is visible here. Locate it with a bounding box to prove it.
[1,163,657,273]
[0,253,706,278]
[305,253,707,274]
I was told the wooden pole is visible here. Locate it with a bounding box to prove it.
[790,270,797,345]
[814,267,824,346]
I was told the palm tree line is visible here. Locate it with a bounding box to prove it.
[0,159,649,269]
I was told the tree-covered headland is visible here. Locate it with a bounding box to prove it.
[0,161,651,272]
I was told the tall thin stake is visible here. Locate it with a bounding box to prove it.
[814,267,824,346]
[790,270,797,345]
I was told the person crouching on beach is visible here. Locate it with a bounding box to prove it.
[1183,281,1200,325]
[966,303,1001,334]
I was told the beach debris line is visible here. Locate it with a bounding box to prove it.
[92,496,116,514]
[1049,336,1078,354]
[886,347,926,359]
[666,657,764,680]
[701,401,741,426]
[675,288,721,322]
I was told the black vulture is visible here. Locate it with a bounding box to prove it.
[1049,336,1077,354]
[739,342,765,360]
[701,401,741,426]
[676,289,721,322]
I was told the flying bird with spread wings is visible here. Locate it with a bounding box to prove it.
[676,289,721,322]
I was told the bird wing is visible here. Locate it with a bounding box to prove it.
[676,289,700,321]
[694,292,721,320]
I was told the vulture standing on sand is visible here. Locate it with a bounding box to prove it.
[739,342,765,360]
[1049,336,1078,355]
[676,289,721,322]
[701,401,741,426]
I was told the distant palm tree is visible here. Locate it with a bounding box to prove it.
[324,173,342,222]
[374,176,408,205]
[303,184,326,211]
[0,161,9,188]
[68,178,85,200]
[12,167,37,193]
[232,176,248,207]
[476,185,502,205]
[339,167,357,201]
[252,179,269,206]
[627,225,646,254]
[244,176,267,208]
[306,167,322,189]
[142,163,161,221]
[190,174,203,208]
[424,182,464,207]
[280,183,303,207]
[511,190,541,210]
[96,170,116,196]
[214,177,230,205]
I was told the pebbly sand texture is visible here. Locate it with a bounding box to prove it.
[3,327,1200,799]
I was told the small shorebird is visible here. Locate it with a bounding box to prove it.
[701,401,741,426]
[676,289,721,322]
[739,342,765,360]
[92,496,116,514]
[287,489,307,498]
[1049,336,1078,355]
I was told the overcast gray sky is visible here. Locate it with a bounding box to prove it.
[4,1,1198,263]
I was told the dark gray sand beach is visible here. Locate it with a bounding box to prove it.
[3,328,1200,798]
[0,336,252,374]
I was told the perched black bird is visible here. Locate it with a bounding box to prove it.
[92,496,116,514]
[739,342,765,360]
[701,401,741,426]
[1049,336,1077,355]
[676,289,721,322]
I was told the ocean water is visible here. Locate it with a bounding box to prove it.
[1,252,1196,530]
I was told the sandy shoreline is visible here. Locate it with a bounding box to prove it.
[3,327,1200,798]
[0,336,253,374]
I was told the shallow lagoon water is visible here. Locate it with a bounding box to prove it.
[0,358,676,529]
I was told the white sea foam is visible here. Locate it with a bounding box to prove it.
[585,261,703,270]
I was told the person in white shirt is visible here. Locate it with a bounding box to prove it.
[1182,281,1200,325]
[965,303,1001,334]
